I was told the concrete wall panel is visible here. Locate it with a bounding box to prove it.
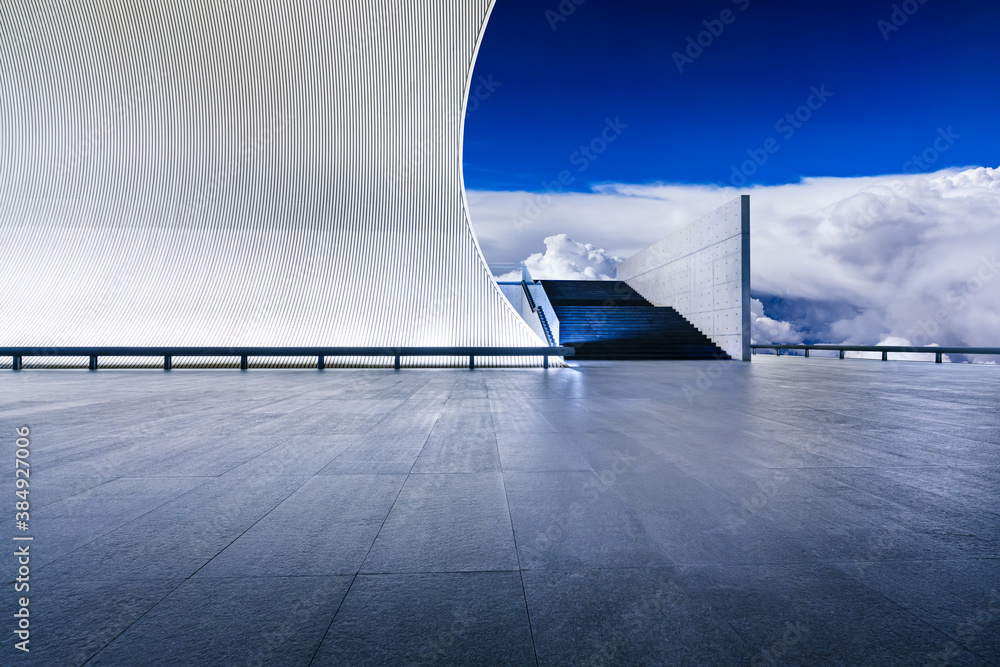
[616,196,751,361]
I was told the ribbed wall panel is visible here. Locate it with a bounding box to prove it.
[0,0,547,367]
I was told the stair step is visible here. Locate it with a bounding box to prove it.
[538,279,730,361]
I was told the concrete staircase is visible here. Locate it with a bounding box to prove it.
[539,280,729,360]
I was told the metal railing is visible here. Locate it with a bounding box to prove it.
[489,262,531,283]
[2,346,574,371]
[521,280,556,346]
[752,344,1000,363]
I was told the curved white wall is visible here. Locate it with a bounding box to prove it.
[0,0,544,367]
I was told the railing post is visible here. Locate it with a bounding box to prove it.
[3,346,993,369]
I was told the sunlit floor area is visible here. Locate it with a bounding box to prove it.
[2,356,998,665]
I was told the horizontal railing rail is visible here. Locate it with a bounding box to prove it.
[489,262,531,283]
[1,346,574,371]
[752,344,1000,363]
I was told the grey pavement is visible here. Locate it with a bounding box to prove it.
[1,356,998,665]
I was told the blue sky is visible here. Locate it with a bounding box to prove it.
[465,0,1000,190]
[465,0,1000,351]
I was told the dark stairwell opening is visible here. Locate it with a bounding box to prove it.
[540,280,729,360]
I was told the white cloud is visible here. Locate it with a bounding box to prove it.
[469,166,1000,348]
[750,298,804,344]
[518,234,621,280]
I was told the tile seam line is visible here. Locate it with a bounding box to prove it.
[352,568,528,575]
[815,471,973,521]
[821,557,1000,565]
[312,377,466,658]
[59,558,990,586]
[490,380,540,667]
[208,431,302,477]
[306,573,358,667]
[813,468,1000,517]
[669,466,835,564]
[319,389,434,469]
[811,406,1000,447]
[80,474,312,664]
[33,473,229,579]
[347,378,441,585]
[724,619,755,653]
[30,476,123,512]
[835,567,989,658]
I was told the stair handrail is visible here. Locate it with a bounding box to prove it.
[535,307,556,347]
[521,280,538,312]
[523,279,560,346]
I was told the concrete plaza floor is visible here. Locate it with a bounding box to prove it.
[2,356,998,665]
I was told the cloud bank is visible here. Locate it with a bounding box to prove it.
[750,298,804,345]
[511,234,622,281]
[469,166,1000,351]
